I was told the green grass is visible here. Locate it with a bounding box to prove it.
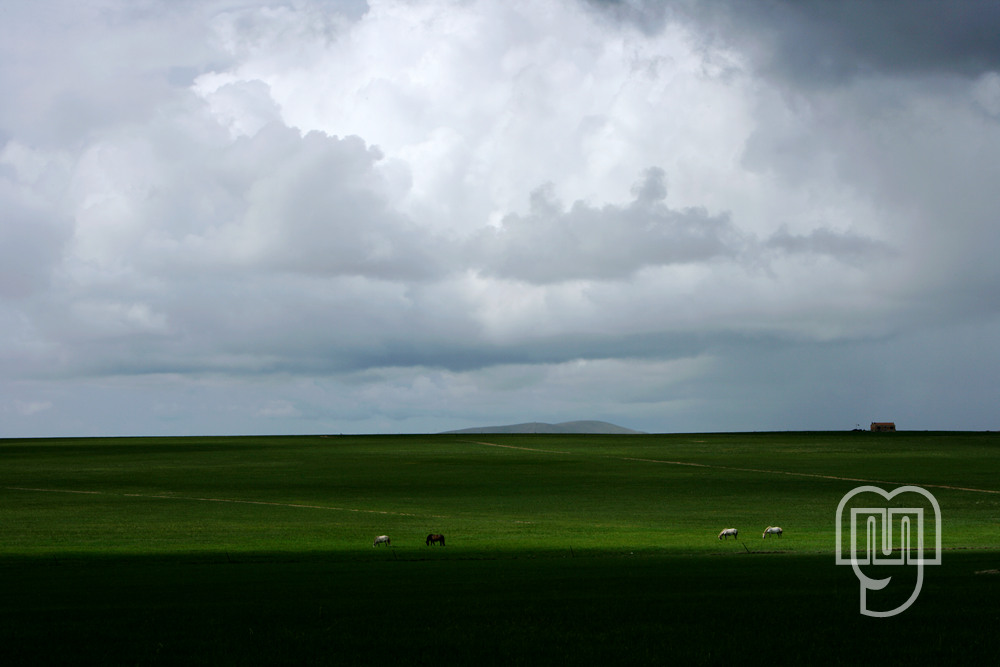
[1,432,999,664]
[3,551,999,665]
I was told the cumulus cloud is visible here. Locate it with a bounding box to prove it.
[2,0,1000,436]
[474,168,747,283]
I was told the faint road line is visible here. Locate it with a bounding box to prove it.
[620,457,710,468]
[462,440,572,454]
[4,486,102,495]
[466,442,1000,495]
[615,459,1000,495]
[3,487,449,518]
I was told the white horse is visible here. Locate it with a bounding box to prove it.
[718,528,738,540]
[373,535,391,547]
[762,526,783,539]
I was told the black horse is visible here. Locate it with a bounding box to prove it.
[426,533,445,546]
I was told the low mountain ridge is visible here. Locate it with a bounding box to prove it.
[443,420,644,435]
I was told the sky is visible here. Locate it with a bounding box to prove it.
[2,0,1000,437]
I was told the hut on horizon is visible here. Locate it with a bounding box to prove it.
[870,422,896,432]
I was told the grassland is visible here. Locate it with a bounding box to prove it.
[1,431,999,665]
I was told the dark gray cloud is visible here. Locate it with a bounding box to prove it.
[704,0,1000,83]
[3,0,999,436]
[765,226,893,264]
[474,168,746,283]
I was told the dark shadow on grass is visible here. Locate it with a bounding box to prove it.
[1,550,998,665]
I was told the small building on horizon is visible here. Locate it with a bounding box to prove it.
[870,422,896,432]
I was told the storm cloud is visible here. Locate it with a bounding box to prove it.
[2,0,999,436]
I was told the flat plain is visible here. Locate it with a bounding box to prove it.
[2,431,998,664]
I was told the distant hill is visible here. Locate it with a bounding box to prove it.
[442,420,645,435]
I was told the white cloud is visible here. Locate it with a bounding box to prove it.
[198,0,755,231]
[2,0,1000,436]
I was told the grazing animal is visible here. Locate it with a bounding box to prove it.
[426,533,446,546]
[763,526,783,539]
[373,535,391,547]
[718,528,738,540]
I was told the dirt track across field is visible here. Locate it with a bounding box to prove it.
[4,486,448,518]
[465,440,1000,496]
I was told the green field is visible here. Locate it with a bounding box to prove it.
[2,432,999,664]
